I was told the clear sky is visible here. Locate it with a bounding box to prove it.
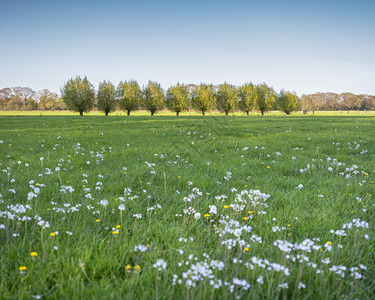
[1,0,374,95]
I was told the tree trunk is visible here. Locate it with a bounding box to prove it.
[202,111,205,116]
[246,111,249,115]
[80,111,83,116]
[261,110,264,115]
[286,112,290,115]
[151,111,154,116]
[176,111,179,116]
[127,110,130,116]
[225,111,229,116]
[105,111,109,116]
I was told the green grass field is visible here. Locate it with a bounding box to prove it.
[0,115,374,299]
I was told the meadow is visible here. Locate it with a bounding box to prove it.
[0,114,374,299]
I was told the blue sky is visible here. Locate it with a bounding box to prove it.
[1,0,374,95]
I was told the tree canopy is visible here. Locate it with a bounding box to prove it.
[97,80,116,116]
[216,83,237,115]
[117,80,142,116]
[277,90,300,115]
[61,76,95,116]
[237,83,257,115]
[143,81,165,116]
[166,83,189,116]
[191,84,216,115]
[255,83,276,115]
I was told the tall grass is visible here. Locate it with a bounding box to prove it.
[0,115,374,299]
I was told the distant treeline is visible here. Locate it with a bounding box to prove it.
[0,87,66,111]
[301,93,375,111]
[1,82,374,114]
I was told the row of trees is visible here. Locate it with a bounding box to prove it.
[0,87,66,111]
[301,92,375,111]
[4,81,374,114]
[61,77,301,116]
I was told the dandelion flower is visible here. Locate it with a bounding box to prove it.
[134,265,141,271]
[118,204,125,211]
[19,266,27,273]
[30,252,38,257]
[209,205,217,215]
[125,265,131,270]
[194,213,201,220]
[234,229,242,237]
[204,214,210,218]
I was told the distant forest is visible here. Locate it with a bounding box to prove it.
[1,86,374,111]
[0,87,66,111]
[301,93,375,111]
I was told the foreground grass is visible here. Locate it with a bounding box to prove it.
[0,115,374,299]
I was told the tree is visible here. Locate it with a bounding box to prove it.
[166,83,189,116]
[12,87,35,110]
[61,76,95,116]
[28,98,38,110]
[97,80,116,116]
[255,83,276,115]
[56,97,67,110]
[143,81,165,116]
[277,90,300,114]
[0,88,12,110]
[216,83,237,115]
[237,83,257,115]
[191,84,216,115]
[116,80,142,116]
[36,89,59,110]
